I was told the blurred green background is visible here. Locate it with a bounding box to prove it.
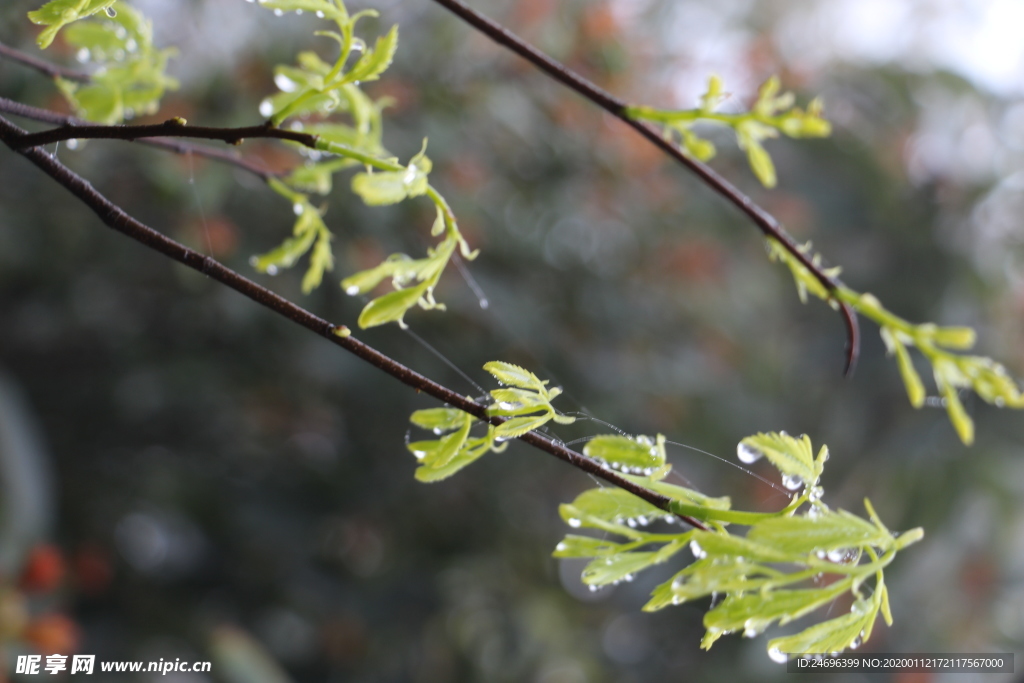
[1,0,1023,681]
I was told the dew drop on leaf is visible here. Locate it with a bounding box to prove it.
[768,647,788,664]
[737,442,763,464]
[567,518,582,528]
[781,473,804,491]
[689,540,706,559]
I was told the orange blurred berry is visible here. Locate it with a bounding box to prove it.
[18,545,65,594]
[23,614,80,655]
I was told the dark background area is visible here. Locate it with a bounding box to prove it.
[1,0,1022,681]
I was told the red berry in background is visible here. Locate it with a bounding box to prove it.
[23,614,79,655]
[72,544,113,596]
[18,544,65,594]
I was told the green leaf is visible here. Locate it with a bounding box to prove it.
[881,328,925,408]
[341,255,412,296]
[493,414,551,439]
[738,432,819,489]
[350,170,409,206]
[583,434,666,470]
[689,530,793,563]
[356,282,427,329]
[939,381,974,445]
[553,535,627,558]
[931,325,977,350]
[566,488,664,527]
[28,0,118,49]
[581,542,685,586]
[414,437,492,483]
[410,408,469,433]
[621,475,732,511]
[703,580,852,638]
[767,599,877,655]
[346,25,398,83]
[482,361,545,391]
[741,135,776,188]
[646,558,776,610]
[747,509,892,556]
[301,223,333,294]
[422,415,471,469]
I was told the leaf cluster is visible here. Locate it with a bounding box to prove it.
[249,0,476,328]
[627,75,831,187]
[405,361,575,482]
[557,431,922,659]
[30,1,178,124]
[767,238,1024,444]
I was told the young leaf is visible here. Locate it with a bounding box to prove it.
[28,0,118,48]
[703,579,852,638]
[356,283,428,329]
[566,488,664,527]
[766,599,877,656]
[581,541,685,586]
[583,434,666,470]
[410,408,469,433]
[553,535,627,558]
[738,432,819,489]
[346,25,399,83]
[482,362,545,391]
[493,414,551,440]
[422,415,471,469]
[746,509,892,555]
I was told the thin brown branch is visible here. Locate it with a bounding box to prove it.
[9,117,317,150]
[0,40,91,83]
[425,0,860,376]
[0,97,279,182]
[0,112,708,531]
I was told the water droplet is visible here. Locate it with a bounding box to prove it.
[66,139,79,150]
[432,428,442,435]
[626,518,637,528]
[345,285,360,296]
[479,298,489,309]
[567,518,582,528]
[768,647,788,664]
[274,73,298,94]
[76,48,91,63]
[995,397,1005,407]
[636,435,653,447]
[315,10,325,18]
[663,515,675,524]
[827,547,857,564]
[412,450,426,460]
[781,473,804,491]
[258,99,274,118]
[689,540,706,559]
[104,6,117,17]
[403,167,417,184]
[273,8,284,16]
[850,635,862,650]
[265,265,279,276]
[808,486,824,502]
[737,442,763,464]
[555,542,567,552]
[623,573,635,582]
[588,584,600,592]
[293,203,304,215]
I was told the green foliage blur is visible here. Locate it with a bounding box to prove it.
[1,0,1022,681]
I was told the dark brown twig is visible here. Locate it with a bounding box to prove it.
[0,113,708,531]
[425,0,860,376]
[8,118,318,151]
[0,40,92,83]
[0,97,279,182]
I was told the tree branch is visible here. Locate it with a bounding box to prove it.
[0,97,280,182]
[8,117,318,151]
[0,112,708,531]
[0,40,92,83]
[425,0,860,376]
